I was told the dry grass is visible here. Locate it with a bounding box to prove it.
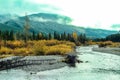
[44,44,72,55]
[0,47,13,55]
[0,40,75,58]
[87,40,120,48]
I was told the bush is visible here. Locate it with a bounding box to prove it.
[6,41,25,49]
[45,44,72,55]
[0,40,75,57]
[0,47,13,55]
[13,48,33,56]
[32,45,46,55]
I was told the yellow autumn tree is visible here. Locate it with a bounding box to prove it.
[72,32,78,41]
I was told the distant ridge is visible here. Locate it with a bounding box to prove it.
[0,13,117,38]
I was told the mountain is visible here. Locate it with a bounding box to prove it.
[0,14,18,23]
[0,23,19,31]
[0,13,117,38]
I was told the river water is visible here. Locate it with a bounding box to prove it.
[0,46,120,80]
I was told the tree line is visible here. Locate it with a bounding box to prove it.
[94,33,120,42]
[0,30,88,44]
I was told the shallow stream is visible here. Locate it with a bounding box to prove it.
[0,46,120,80]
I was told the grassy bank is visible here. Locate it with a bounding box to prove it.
[86,41,120,48]
[93,48,120,56]
[0,40,75,58]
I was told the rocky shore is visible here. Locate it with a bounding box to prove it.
[21,56,67,72]
[93,48,120,56]
[0,52,79,73]
[0,56,67,72]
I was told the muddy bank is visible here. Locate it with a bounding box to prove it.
[93,48,120,56]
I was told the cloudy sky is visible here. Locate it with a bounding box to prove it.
[0,0,120,31]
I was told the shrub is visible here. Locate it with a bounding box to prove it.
[45,44,72,55]
[0,40,75,57]
[6,41,25,49]
[13,48,33,56]
[32,45,46,55]
[0,47,13,55]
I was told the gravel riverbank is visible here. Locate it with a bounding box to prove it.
[93,48,120,56]
[21,56,67,72]
[0,56,67,72]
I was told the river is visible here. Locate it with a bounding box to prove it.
[0,46,120,80]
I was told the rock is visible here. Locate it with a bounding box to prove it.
[65,54,77,64]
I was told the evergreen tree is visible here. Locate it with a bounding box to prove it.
[9,30,14,40]
[78,34,87,44]
[57,34,61,40]
[63,32,66,40]
[43,34,48,40]
[48,33,52,40]
[0,30,2,40]
[4,30,9,40]
[106,33,120,42]
[54,31,57,39]
[32,31,36,40]
[66,33,71,41]
[0,30,1,49]
[61,33,64,40]
[82,34,87,44]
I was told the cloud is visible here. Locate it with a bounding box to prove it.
[0,0,61,15]
[111,24,120,28]
[0,0,120,30]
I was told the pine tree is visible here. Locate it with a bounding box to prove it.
[5,30,9,40]
[48,33,52,40]
[32,31,36,40]
[63,32,67,40]
[78,34,87,44]
[66,33,70,41]
[57,34,61,40]
[0,30,2,40]
[0,30,1,49]
[9,30,14,40]
[54,31,57,39]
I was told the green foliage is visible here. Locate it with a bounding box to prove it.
[106,33,120,42]
[94,33,120,42]
[78,34,87,44]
